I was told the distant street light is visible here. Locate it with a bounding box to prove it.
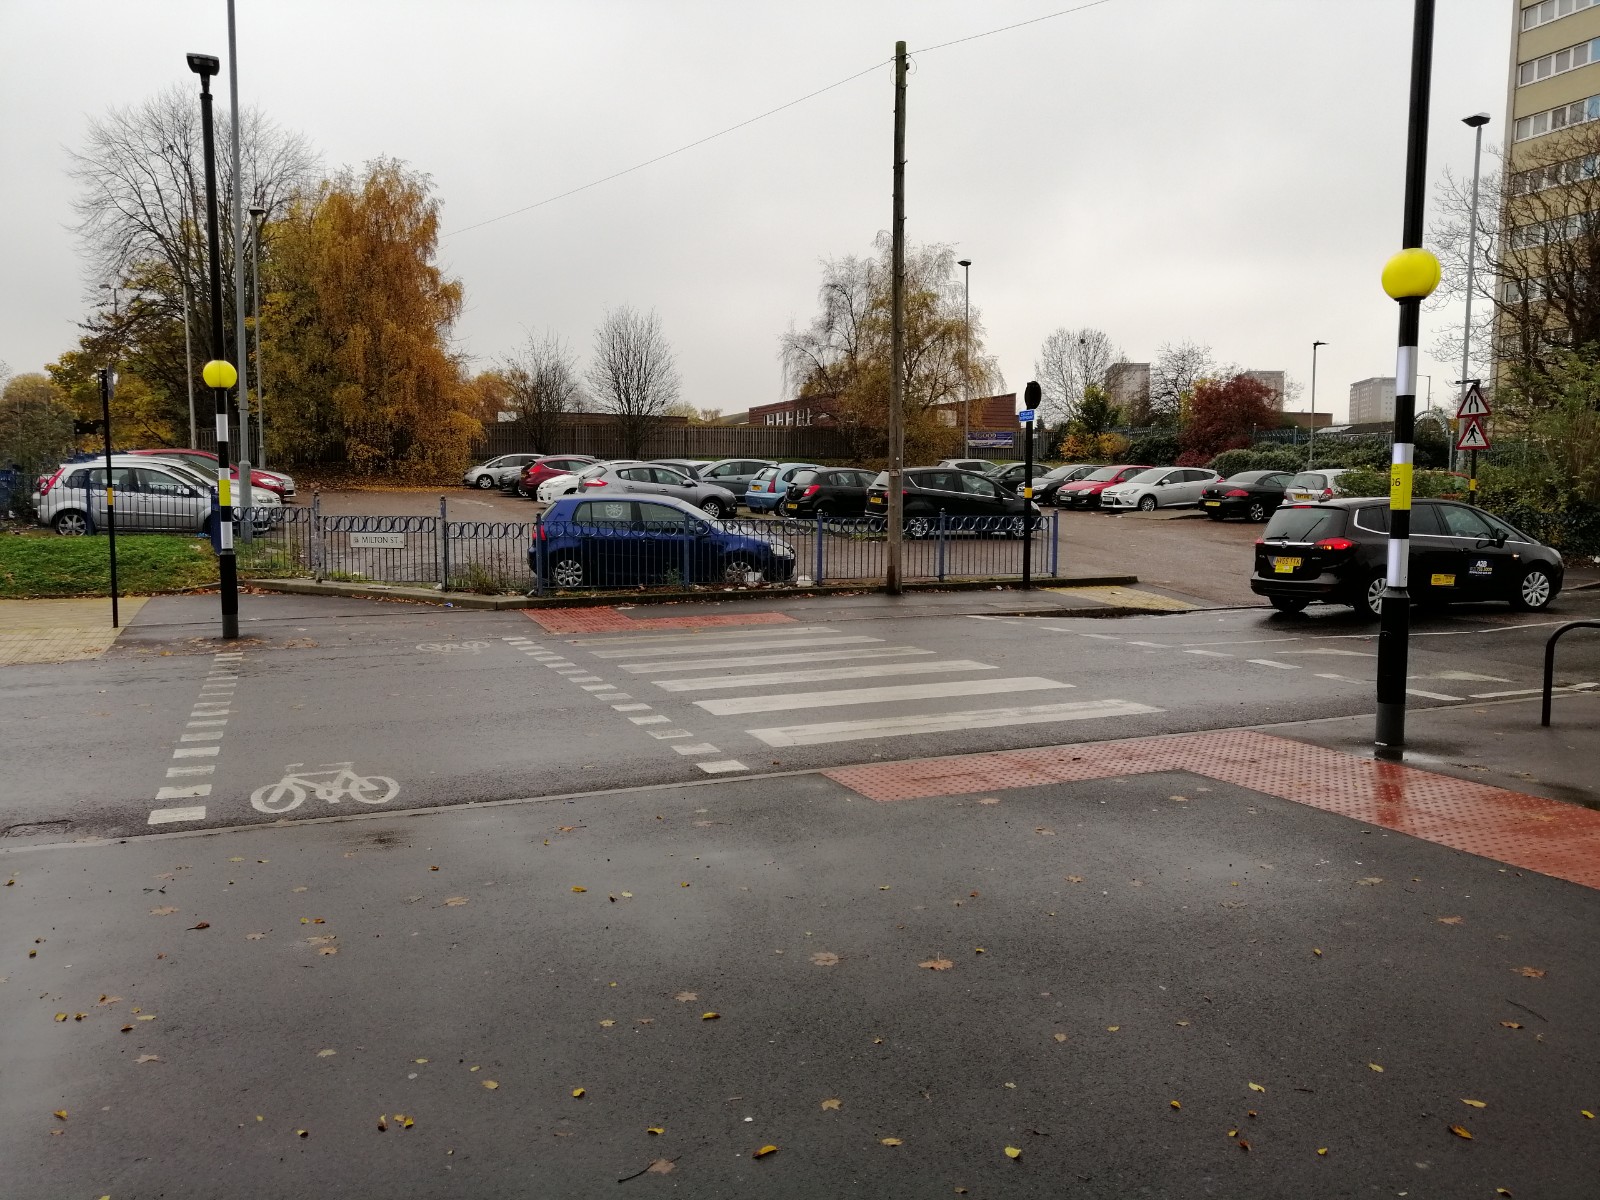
[957,259,972,458]
[1456,112,1492,474]
[1308,340,1326,467]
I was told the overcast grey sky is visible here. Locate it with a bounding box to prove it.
[0,0,1514,422]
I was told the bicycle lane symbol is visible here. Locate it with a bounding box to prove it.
[251,763,400,815]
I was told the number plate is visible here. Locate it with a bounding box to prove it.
[1203,500,1221,507]
[868,495,884,505]
[1430,573,1456,587]
[1272,557,1302,574]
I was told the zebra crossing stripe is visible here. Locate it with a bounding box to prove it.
[590,634,881,659]
[621,646,930,675]
[566,626,840,646]
[747,699,1163,747]
[694,676,1071,717]
[653,659,997,693]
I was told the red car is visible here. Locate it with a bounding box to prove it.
[1055,464,1153,510]
[516,455,597,498]
[127,448,295,502]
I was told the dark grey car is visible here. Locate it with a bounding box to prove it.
[697,458,777,504]
[590,464,741,518]
[648,458,708,479]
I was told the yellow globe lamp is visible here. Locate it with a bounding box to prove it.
[201,359,238,390]
[1380,248,1441,301]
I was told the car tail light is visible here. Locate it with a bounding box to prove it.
[583,479,607,488]
[800,485,820,497]
[1319,488,1334,500]
[39,468,65,495]
[1254,537,1266,545]
[1225,488,1249,498]
[1315,537,1356,552]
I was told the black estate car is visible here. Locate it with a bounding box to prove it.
[1200,470,1295,522]
[781,467,877,518]
[865,467,1041,537]
[1251,498,1563,617]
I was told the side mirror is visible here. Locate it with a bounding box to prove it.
[1494,533,1508,548]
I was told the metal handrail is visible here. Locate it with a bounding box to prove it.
[1541,620,1600,726]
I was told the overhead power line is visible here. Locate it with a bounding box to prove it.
[444,0,1122,239]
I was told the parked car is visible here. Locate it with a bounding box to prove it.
[530,495,797,588]
[865,467,1040,537]
[1027,464,1098,506]
[464,453,542,490]
[128,447,296,502]
[1055,464,1153,509]
[1282,468,1352,504]
[744,462,821,513]
[937,458,995,473]
[574,462,740,518]
[985,462,1056,493]
[696,458,777,504]
[1250,498,1563,617]
[1199,470,1295,522]
[781,467,878,519]
[35,455,280,536]
[647,458,709,479]
[1102,467,1220,512]
[516,455,598,498]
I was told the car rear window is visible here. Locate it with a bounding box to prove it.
[1263,506,1348,542]
[754,468,778,482]
[1287,472,1327,489]
[869,471,889,488]
[790,470,818,486]
[1082,467,1120,482]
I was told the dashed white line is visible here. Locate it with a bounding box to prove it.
[612,703,651,712]
[579,683,613,691]
[166,765,214,778]
[673,743,721,755]
[155,784,212,800]
[172,745,220,758]
[629,714,672,725]
[1185,649,1233,658]
[179,732,223,742]
[1247,659,1300,670]
[1468,687,1542,699]
[1406,688,1464,701]
[647,729,694,739]
[148,806,208,825]
[697,760,749,774]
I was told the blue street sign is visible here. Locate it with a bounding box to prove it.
[1017,409,1037,423]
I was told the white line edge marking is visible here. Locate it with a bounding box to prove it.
[1247,659,1300,670]
[748,699,1163,747]
[674,743,720,755]
[695,676,1071,716]
[1406,688,1465,701]
[148,806,207,825]
[155,784,212,800]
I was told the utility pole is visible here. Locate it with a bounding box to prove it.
[1457,112,1491,475]
[99,369,120,628]
[958,259,972,459]
[1374,0,1440,760]
[885,40,907,595]
[1308,340,1326,467]
[182,278,197,447]
[227,0,254,532]
[1022,381,1039,589]
[250,205,267,466]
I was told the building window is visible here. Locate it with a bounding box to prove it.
[1523,0,1600,32]
[1518,37,1600,86]
[1515,94,1600,141]
[1511,152,1600,192]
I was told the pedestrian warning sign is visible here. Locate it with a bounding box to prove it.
[1456,418,1491,451]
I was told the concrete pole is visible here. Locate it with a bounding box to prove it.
[227,0,254,528]
[886,41,907,595]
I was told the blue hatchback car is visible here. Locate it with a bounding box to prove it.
[531,495,799,589]
[743,462,821,513]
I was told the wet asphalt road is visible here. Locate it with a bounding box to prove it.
[1,590,1596,843]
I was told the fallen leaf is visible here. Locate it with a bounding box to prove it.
[1317,1147,1328,1156]
[673,991,698,1002]
[150,906,177,916]
[317,946,337,956]
[1106,1026,1120,1033]
[316,1049,336,1058]
[977,797,1000,806]
[1462,1099,1487,1108]
[1248,1082,1266,1093]
[1170,1100,1181,1109]
[572,1088,585,1098]
[135,1054,160,1064]
[1313,948,1323,956]
[974,947,986,955]
[810,951,840,967]
[1497,1190,1512,1197]
[701,1012,720,1021]
[245,932,266,941]
[443,897,468,907]
[377,1115,388,1131]
[820,1098,842,1111]
[1065,875,1084,883]
[1517,967,1546,978]
[228,857,244,863]
[120,1024,132,1033]
[1035,827,1055,836]
[647,1126,665,1135]
[680,882,690,888]
[753,1144,778,1158]
[54,1013,66,1022]
[646,1159,675,1174]
[880,1137,903,1147]
[558,826,577,833]
[919,958,954,971]
[570,886,587,894]
[297,1129,309,1138]
[429,865,439,871]
[1238,1140,1251,1152]
[469,1065,480,1071]
[188,921,210,930]
[1053,1033,1069,1043]
[1584,1110,1596,1120]
[292,887,308,893]
[1176,1020,1190,1027]
[1501,1020,1523,1029]
[1003,1146,1022,1159]
[1449,1124,1473,1139]
[136,1015,155,1022]
[1438,916,1464,925]
[414,1058,429,1064]
[52,1110,67,1121]
[1368,1063,1384,1073]
[620,891,633,898]
[598,1019,616,1028]
[482,1080,499,1090]
[1002,1082,1016,1090]
[1358,877,1383,886]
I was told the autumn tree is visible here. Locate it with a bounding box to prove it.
[781,234,1001,462]
[1178,374,1280,464]
[503,331,584,451]
[1034,328,1122,425]
[588,307,680,458]
[1149,340,1220,425]
[1,374,77,511]
[1072,384,1119,438]
[261,159,479,476]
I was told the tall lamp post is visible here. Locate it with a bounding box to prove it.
[249,204,267,466]
[1375,0,1441,760]
[189,51,240,640]
[957,258,972,458]
[1308,340,1326,466]
[1456,112,1492,474]
[227,0,253,526]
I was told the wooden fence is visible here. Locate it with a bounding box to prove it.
[472,421,852,462]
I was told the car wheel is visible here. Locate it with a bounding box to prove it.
[1248,501,1268,522]
[475,475,495,489]
[1269,596,1309,614]
[1359,572,1387,619]
[1512,566,1555,611]
[1137,494,1158,512]
[701,498,725,519]
[721,557,762,584]
[814,502,834,520]
[549,555,585,589]
[515,483,529,498]
[905,513,934,539]
[53,510,90,536]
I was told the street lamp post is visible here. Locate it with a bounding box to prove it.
[226,0,253,527]
[249,204,267,466]
[189,51,240,640]
[1308,340,1326,467]
[1457,112,1492,474]
[181,277,197,447]
[1375,0,1441,760]
[957,259,972,458]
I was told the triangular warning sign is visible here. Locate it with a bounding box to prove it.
[1455,382,1491,419]
[1455,417,1491,451]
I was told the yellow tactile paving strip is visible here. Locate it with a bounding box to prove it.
[1046,585,1197,611]
[0,598,147,666]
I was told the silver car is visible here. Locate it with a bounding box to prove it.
[462,453,542,490]
[696,458,777,505]
[1101,467,1220,511]
[581,463,741,519]
[36,454,280,536]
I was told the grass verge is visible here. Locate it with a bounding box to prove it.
[0,532,220,598]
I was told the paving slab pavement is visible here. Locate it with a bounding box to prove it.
[0,596,147,665]
[5,737,1599,1198]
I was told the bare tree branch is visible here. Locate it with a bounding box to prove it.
[587,307,680,458]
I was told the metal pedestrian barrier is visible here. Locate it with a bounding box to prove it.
[1541,620,1600,726]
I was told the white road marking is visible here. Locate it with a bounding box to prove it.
[1185,649,1233,658]
[1247,659,1300,670]
[1406,688,1464,701]
[648,729,694,738]
[1314,673,1365,684]
[1279,648,1376,658]
[612,703,652,712]
[1428,670,1513,682]
[579,683,613,691]
[673,743,720,755]
[1469,688,1542,698]
[179,732,223,742]
[592,634,882,659]
[1077,633,1123,640]
[545,660,577,667]
[1126,640,1166,648]
[622,646,930,674]
[173,746,221,758]
[155,784,212,800]
[187,719,227,727]
[696,676,1071,717]
[697,760,749,774]
[629,714,672,725]
[653,659,996,692]
[749,699,1163,747]
[568,675,604,683]
[568,626,841,646]
[593,692,632,700]
[1179,637,1303,647]
[148,806,207,825]
[166,765,215,778]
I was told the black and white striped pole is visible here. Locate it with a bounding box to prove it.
[1374,0,1439,760]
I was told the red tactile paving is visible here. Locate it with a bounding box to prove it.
[525,607,798,634]
[824,729,1600,891]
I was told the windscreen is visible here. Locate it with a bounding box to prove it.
[1083,467,1120,482]
[1262,506,1347,542]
